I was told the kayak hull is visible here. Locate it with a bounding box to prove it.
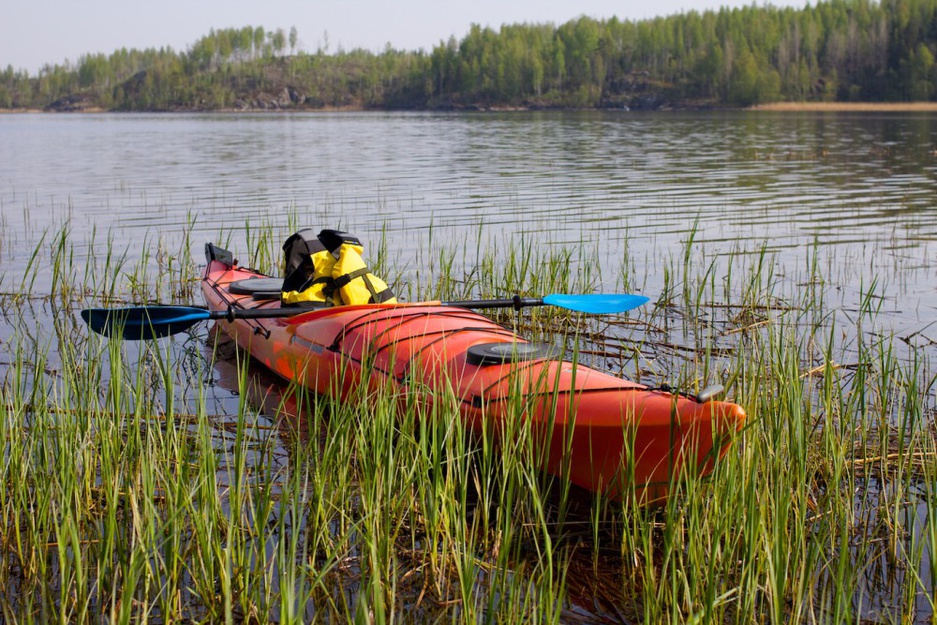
[202,256,745,504]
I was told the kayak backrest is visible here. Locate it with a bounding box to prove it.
[282,228,327,279]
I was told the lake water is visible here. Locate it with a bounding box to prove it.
[1,111,935,335]
[1,110,936,621]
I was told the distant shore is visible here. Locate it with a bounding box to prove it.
[5,101,937,114]
[751,101,937,112]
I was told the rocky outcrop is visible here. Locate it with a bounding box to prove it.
[235,86,307,110]
[44,93,101,112]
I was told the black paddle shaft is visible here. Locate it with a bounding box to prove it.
[443,295,542,311]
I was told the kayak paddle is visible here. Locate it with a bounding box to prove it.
[443,293,650,315]
[81,293,650,340]
[80,306,289,341]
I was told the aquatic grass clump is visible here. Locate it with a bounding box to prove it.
[638,235,937,622]
[1,220,936,622]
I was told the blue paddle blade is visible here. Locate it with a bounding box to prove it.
[81,306,211,340]
[542,293,650,314]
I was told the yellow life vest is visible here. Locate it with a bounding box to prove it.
[332,241,397,305]
[281,249,343,306]
[281,229,396,306]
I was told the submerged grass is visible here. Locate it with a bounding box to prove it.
[0,221,935,623]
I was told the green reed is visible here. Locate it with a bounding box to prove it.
[1,221,935,623]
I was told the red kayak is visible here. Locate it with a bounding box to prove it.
[201,245,746,503]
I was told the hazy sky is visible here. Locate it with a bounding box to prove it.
[2,0,813,75]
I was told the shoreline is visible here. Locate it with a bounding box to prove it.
[750,101,937,112]
[4,101,937,114]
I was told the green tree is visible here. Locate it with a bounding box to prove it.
[272,29,287,56]
[78,54,112,89]
[729,48,760,105]
[909,42,935,99]
[254,26,265,59]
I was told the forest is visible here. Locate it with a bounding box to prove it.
[1,0,936,111]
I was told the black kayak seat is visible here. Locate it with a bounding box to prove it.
[228,278,284,300]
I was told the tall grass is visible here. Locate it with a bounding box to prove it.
[0,221,934,623]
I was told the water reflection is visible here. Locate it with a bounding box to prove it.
[2,112,934,260]
[3,112,933,346]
